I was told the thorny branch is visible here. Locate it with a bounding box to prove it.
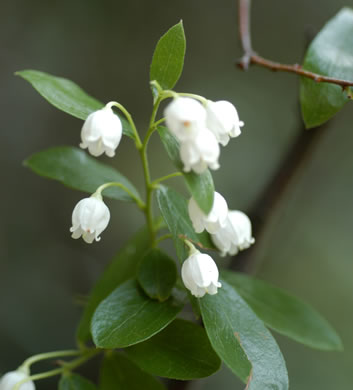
[237,0,353,91]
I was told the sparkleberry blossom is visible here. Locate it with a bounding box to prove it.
[70,195,110,243]
[211,210,255,256]
[80,105,122,157]
[188,192,228,234]
[180,128,220,174]
[0,371,35,390]
[181,250,222,298]
[206,100,244,146]
[164,97,206,141]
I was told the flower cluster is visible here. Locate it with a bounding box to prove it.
[164,97,243,174]
[181,191,254,297]
[69,94,253,300]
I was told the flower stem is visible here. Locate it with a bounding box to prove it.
[155,233,173,246]
[106,101,143,149]
[14,349,101,390]
[139,96,164,244]
[95,182,146,210]
[19,350,81,373]
[151,172,183,187]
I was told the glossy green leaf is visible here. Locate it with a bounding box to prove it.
[222,270,343,351]
[156,185,214,261]
[24,146,140,202]
[200,281,289,390]
[158,126,214,214]
[150,21,186,90]
[137,248,177,301]
[59,374,97,390]
[125,319,221,380]
[100,352,166,390]
[300,8,353,128]
[16,69,133,137]
[76,225,153,343]
[91,279,183,348]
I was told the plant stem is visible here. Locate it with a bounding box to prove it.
[237,0,353,89]
[155,233,173,245]
[95,182,146,210]
[19,350,81,373]
[14,349,101,390]
[107,101,143,149]
[151,172,183,187]
[139,96,163,244]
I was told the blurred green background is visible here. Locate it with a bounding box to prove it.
[1,0,352,388]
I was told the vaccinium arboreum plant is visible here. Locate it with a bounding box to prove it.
[9,11,347,389]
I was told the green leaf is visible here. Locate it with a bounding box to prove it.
[200,280,289,390]
[16,69,133,138]
[137,248,177,301]
[100,352,166,390]
[59,374,97,390]
[300,8,353,128]
[156,185,214,261]
[150,21,186,90]
[125,318,221,380]
[158,126,214,214]
[24,146,140,202]
[76,225,153,343]
[222,270,343,351]
[91,279,183,348]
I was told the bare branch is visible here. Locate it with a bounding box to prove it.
[237,0,353,90]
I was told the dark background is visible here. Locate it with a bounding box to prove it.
[1,0,352,388]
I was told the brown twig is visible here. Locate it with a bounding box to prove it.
[237,0,353,90]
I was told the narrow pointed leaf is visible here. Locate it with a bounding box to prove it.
[158,126,214,214]
[77,225,153,343]
[16,69,133,137]
[137,248,177,301]
[100,352,166,390]
[59,374,97,390]
[150,21,186,90]
[200,281,289,390]
[91,279,183,348]
[156,185,214,261]
[125,319,221,380]
[300,8,353,128]
[24,146,140,202]
[222,270,343,351]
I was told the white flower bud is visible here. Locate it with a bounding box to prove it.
[180,128,220,174]
[211,210,255,256]
[164,97,206,141]
[181,250,222,298]
[0,371,35,390]
[206,100,244,146]
[70,195,110,243]
[80,105,122,157]
[188,192,228,234]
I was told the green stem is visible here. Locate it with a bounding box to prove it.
[14,350,101,390]
[155,233,173,245]
[19,350,81,373]
[107,101,143,149]
[151,172,183,187]
[140,96,163,244]
[95,182,146,210]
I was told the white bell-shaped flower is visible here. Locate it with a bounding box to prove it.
[70,195,110,243]
[80,105,122,157]
[180,128,220,174]
[0,371,35,390]
[188,192,228,234]
[164,97,206,141]
[206,100,244,146]
[181,250,222,298]
[211,210,255,256]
